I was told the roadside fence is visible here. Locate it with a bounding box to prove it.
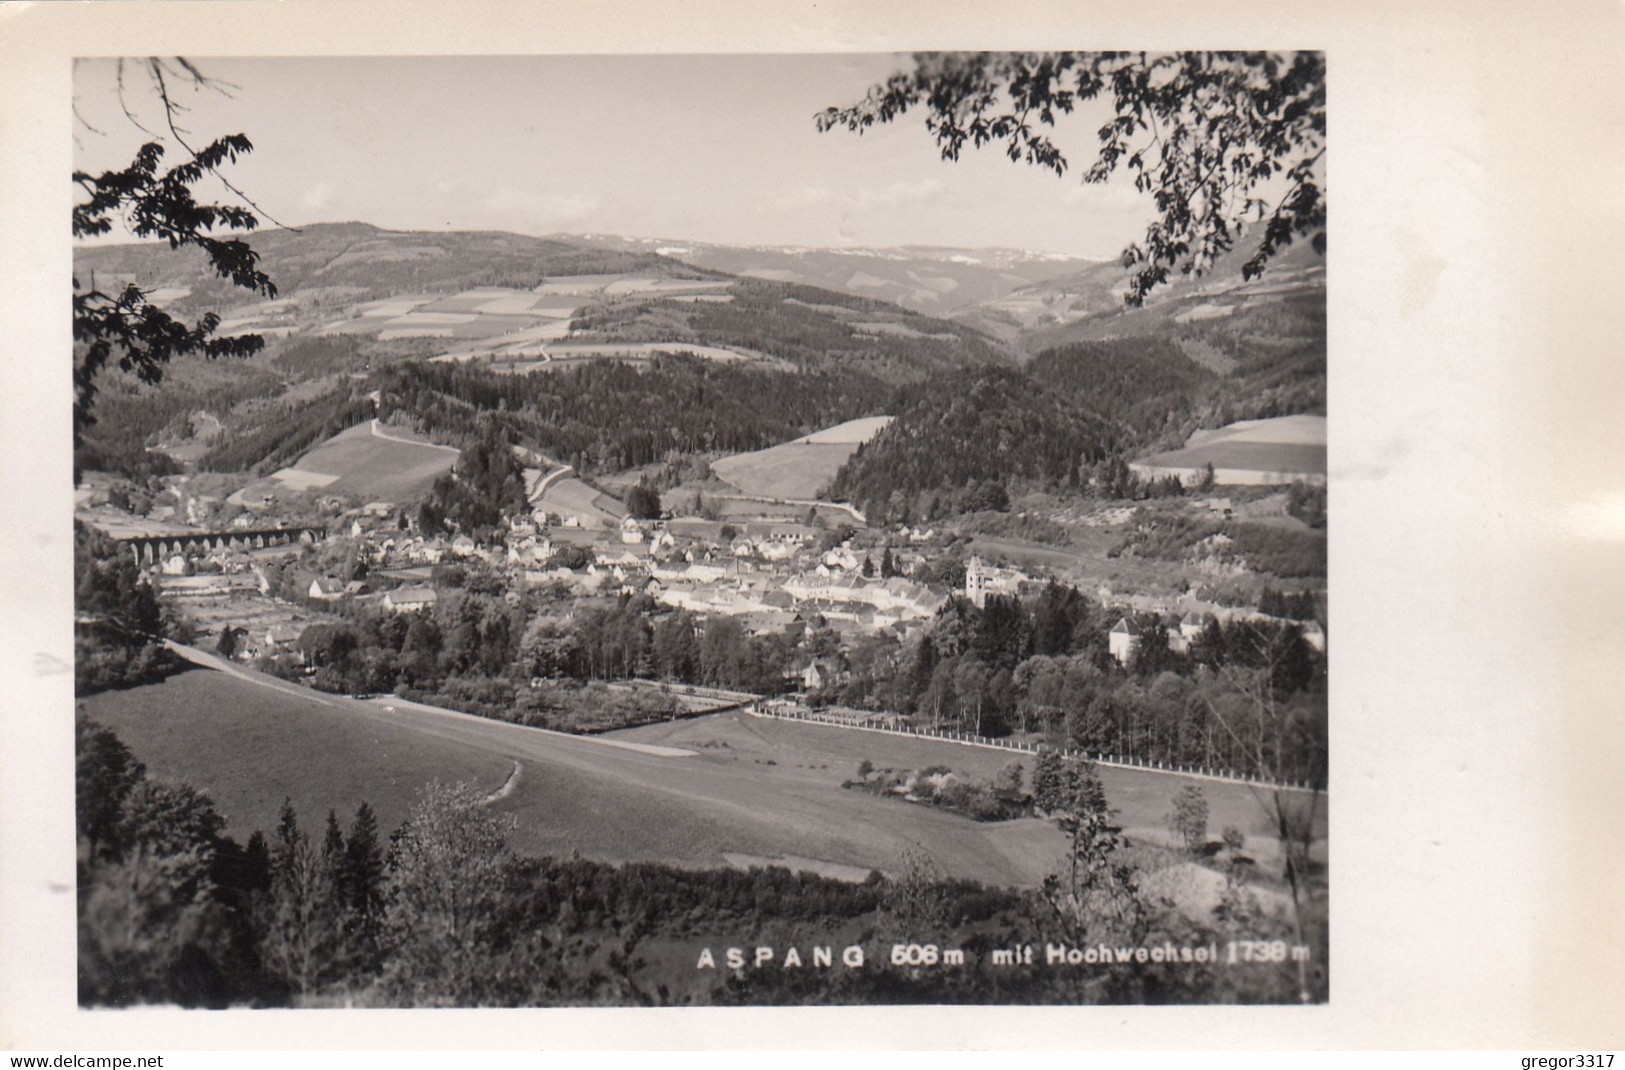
[745,703,1322,794]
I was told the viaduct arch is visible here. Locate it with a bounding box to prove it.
[121,526,328,565]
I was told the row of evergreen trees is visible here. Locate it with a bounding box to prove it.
[823,588,1326,785]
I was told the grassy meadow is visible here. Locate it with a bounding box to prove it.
[236,420,460,504]
[710,416,895,501]
[81,662,1321,891]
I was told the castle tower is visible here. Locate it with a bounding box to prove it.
[964,555,987,608]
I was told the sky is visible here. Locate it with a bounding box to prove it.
[72,55,1152,258]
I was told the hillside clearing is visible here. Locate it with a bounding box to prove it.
[711,443,857,501]
[711,416,893,501]
[1132,414,1327,484]
[538,477,626,527]
[794,415,895,445]
[236,420,458,504]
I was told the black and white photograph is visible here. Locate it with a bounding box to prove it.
[63,48,1329,1010]
[4,0,1624,1055]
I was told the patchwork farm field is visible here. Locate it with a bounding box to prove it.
[306,276,740,366]
[541,341,763,364]
[81,656,1322,889]
[711,416,893,500]
[239,420,459,504]
[536,274,636,295]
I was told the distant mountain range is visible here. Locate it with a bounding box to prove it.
[73,222,723,315]
[560,229,1325,357]
[75,220,1324,360]
[73,221,1325,503]
[73,223,1017,478]
[555,232,1099,318]
[956,235,1326,352]
[75,222,1022,383]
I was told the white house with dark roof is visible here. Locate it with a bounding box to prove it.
[309,577,346,601]
[383,585,439,613]
[1108,617,1139,665]
[1171,611,1211,653]
[800,659,837,691]
[264,623,302,649]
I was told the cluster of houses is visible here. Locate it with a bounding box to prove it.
[237,581,445,664]
[307,508,957,638]
[655,569,951,635]
[308,575,440,613]
[122,482,1330,682]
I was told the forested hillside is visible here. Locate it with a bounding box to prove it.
[1023,291,1327,418]
[74,222,1321,516]
[827,336,1230,521]
[569,278,1011,383]
[1028,338,1219,444]
[826,367,1122,519]
[828,300,1325,522]
[374,355,890,474]
[958,231,1325,348]
[198,387,377,475]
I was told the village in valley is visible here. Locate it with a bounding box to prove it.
[78,410,1327,738]
[189,504,1318,669]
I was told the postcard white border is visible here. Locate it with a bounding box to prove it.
[3,0,1624,1052]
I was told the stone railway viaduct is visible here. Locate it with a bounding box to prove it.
[121,526,328,565]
